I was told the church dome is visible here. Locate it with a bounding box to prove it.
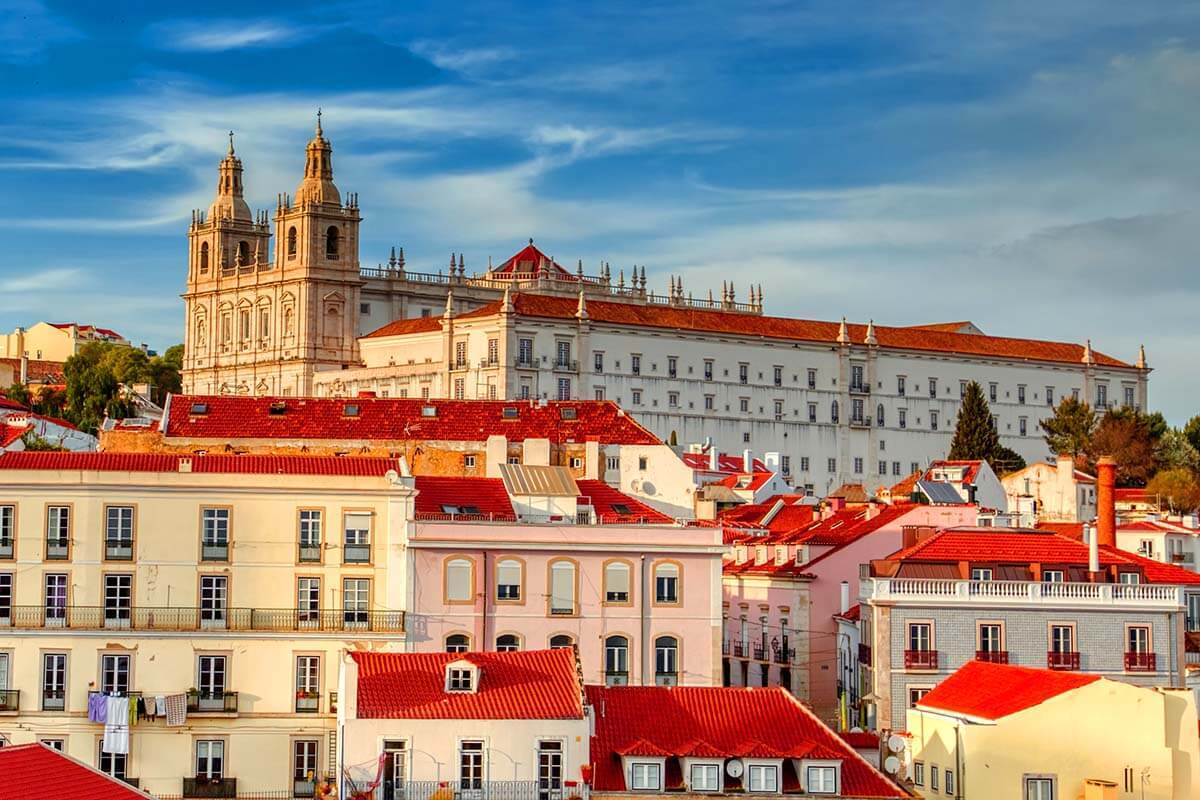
[294,111,341,207]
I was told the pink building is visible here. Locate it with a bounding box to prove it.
[406,468,725,686]
[721,500,975,724]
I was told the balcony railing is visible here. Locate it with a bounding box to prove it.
[1124,651,1157,672]
[379,780,587,800]
[0,689,18,712]
[732,642,748,658]
[187,690,238,713]
[753,644,766,660]
[975,650,1009,664]
[1047,651,1081,671]
[0,537,13,559]
[105,538,133,561]
[295,691,320,713]
[298,543,322,563]
[857,643,872,665]
[904,649,939,670]
[200,542,228,561]
[42,688,65,711]
[514,356,537,369]
[552,359,579,373]
[849,383,870,395]
[0,606,404,633]
[605,670,629,686]
[773,646,795,664]
[183,776,237,798]
[867,578,1183,609]
[46,538,69,560]
[343,544,371,563]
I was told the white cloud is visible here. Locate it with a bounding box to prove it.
[1,267,87,293]
[147,17,331,52]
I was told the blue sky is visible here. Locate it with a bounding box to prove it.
[2,1,1199,422]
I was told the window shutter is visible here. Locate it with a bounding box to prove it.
[447,559,473,601]
[550,562,575,612]
[497,560,521,587]
[606,563,630,595]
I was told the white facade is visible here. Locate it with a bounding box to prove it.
[1002,456,1097,522]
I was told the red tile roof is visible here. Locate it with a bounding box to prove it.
[352,649,584,719]
[714,471,775,491]
[163,395,660,445]
[586,685,905,797]
[1115,488,1153,502]
[1034,522,1084,540]
[362,316,443,338]
[577,479,674,524]
[926,460,983,484]
[915,661,1100,721]
[0,451,402,476]
[883,528,1200,585]
[680,452,767,473]
[51,322,125,339]
[1,424,30,448]
[838,729,879,749]
[441,293,1132,368]
[0,357,65,383]
[414,477,516,520]
[490,242,576,278]
[0,742,154,800]
[836,603,861,622]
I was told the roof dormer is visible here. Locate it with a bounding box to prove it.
[445,658,480,693]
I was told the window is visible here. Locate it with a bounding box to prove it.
[518,338,533,365]
[739,397,750,413]
[453,340,467,368]
[605,561,631,603]
[959,380,967,398]
[46,505,69,560]
[853,457,863,474]
[496,558,522,601]
[748,764,779,792]
[655,636,678,684]
[830,400,839,423]
[913,762,925,786]
[557,341,572,368]
[879,460,887,476]
[459,741,484,790]
[851,364,865,391]
[44,572,67,622]
[704,395,714,411]
[448,667,474,691]
[971,568,993,581]
[342,512,371,563]
[893,461,901,475]
[930,764,939,792]
[781,455,791,475]
[342,578,369,625]
[930,411,939,431]
[739,364,748,384]
[630,762,661,790]
[773,366,782,386]
[851,398,864,423]
[200,507,229,561]
[0,573,10,622]
[445,633,470,653]
[605,635,629,683]
[654,562,680,604]
[325,226,339,259]
[979,623,1003,654]
[1042,570,1064,582]
[669,391,680,408]
[1097,384,1108,407]
[1019,417,1028,436]
[538,739,563,798]
[800,456,810,472]
[199,241,210,271]
[196,740,224,779]
[549,560,576,615]
[1046,386,1055,406]
[197,655,227,707]
[632,390,643,406]
[946,769,954,795]
[550,634,574,649]
[807,403,817,422]
[42,653,66,710]
[929,378,937,398]
[557,378,571,401]
[103,574,132,626]
[908,622,932,652]
[807,369,817,389]
[594,352,604,373]
[690,763,720,792]
[704,360,714,381]
[105,506,133,560]
[908,687,930,707]
[806,765,837,794]
[98,741,127,780]
[1017,385,1026,404]
[296,655,320,712]
[453,378,466,399]
[1024,776,1056,800]
[496,634,520,652]
[594,387,605,401]
[199,575,227,625]
[1128,625,1150,653]
[444,558,474,603]
[0,505,11,559]
[297,577,320,621]
[898,408,907,429]
[897,376,906,396]
[100,653,133,696]
[294,740,319,787]
[827,457,836,473]
[1050,624,1074,653]
[876,404,885,427]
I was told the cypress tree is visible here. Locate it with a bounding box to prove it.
[949,381,1000,462]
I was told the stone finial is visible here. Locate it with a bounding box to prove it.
[577,259,584,278]
[501,286,514,314]
[837,317,850,345]
[228,130,236,157]
[618,269,625,288]
[398,247,406,269]
[389,246,397,268]
[458,253,466,275]
[315,107,323,137]
[450,253,457,271]
[864,319,877,346]
[1137,344,1147,370]
[576,290,588,320]
[443,291,455,320]
[1081,339,1094,365]
[757,283,764,309]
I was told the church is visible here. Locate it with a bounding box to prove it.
[182,119,1148,490]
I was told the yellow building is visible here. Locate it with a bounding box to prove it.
[0,321,130,363]
[904,660,1199,800]
[0,451,411,798]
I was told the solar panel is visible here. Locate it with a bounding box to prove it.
[916,480,966,505]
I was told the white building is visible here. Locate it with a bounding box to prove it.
[1001,455,1096,522]
[924,459,1006,510]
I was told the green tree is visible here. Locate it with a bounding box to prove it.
[948,381,1002,465]
[1146,468,1200,514]
[19,430,65,452]
[1184,415,1200,455]
[4,383,31,407]
[162,343,184,370]
[1089,409,1156,486]
[991,444,1027,475]
[63,342,136,434]
[1040,396,1096,459]
[1155,428,1200,474]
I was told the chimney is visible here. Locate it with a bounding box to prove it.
[1088,525,1099,574]
[709,446,719,471]
[839,581,851,615]
[15,327,26,384]
[1096,456,1116,548]
[178,458,193,473]
[743,449,753,473]
[1056,453,1074,484]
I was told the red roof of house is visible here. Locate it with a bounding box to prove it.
[352,649,584,719]
[715,471,775,492]
[490,242,576,278]
[838,729,879,749]
[680,452,767,473]
[837,603,862,622]
[362,316,443,338]
[577,479,673,524]
[163,395,660,445]
[0,451,402,476]
[883,528,1200,585]
[51,322,124,339]
[414,476,515,519]
[926,460,983,484]
[0,742,154,799]
[915,661,1100,721]
[586,685,905,797]
[436,292,1132,368]
[885,471,922,499]
[1034,522,1084,540]
[1115,488,1153,502]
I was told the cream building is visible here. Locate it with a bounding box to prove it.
[906,660,1200,800]
[1001,454,1097,522]
[0,322,129,363]
[0,451,411,797]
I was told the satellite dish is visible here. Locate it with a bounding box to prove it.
[887,734,906,753]
[883,756,901,775]
[725,759,744,778]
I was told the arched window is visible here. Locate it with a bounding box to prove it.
[549,634,575,650]
[831,400,839,423]
[325,226,339,259]
[603,560,632,604]
[548,559,576,616]
[655,636,679,684]
[604,635,629,684]
[199,241,210,272]
[287,226,298,257]
[236,240,250,266]
[876,403,885,427]
[496,558,522,602]
[445,633,470,653]
[495,634,520,652]
[654,561,680,604]
[444,557,474,603]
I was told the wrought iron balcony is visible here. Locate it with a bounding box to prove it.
[385,781,587,800]
[0,689,18,712]
[183,776,237,798]
[975,650,1009,664]
[343,543,371,563]
[773,646,795,664]
[105,538,134,561]
[753,644,767,660]
[904,649,939,670]
[604,670,629,686]
[0,605,404,633]
[849,383,870,395]
[1124,651,1156,672]
[732,641,748,658]
[295,690,320,713]
[298,543,322,563]
[0,537,12,559]
[1047,651,1081,671]
[187,690,238,714]
[553,359,579,373]
[514,356,537,369]
[46,537,69,560]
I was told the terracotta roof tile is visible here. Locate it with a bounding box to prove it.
[577,479,674,524]
[0,357,65,383]
[0,451,402,476]
[0,742,154,800]
[352,649,584,719]
[915,660,1100,721]
[926,460,983,484]
[363,316,443,338]
[586,685,905,797]
[414,477,515,520]
[490,243,576,278]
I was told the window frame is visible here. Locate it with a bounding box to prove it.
[652,559,682,606]
[602,559,634,606]
[444,556,476,605]
[102,505,135,562]
[547,558,579,616]
[494,557,525,604]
